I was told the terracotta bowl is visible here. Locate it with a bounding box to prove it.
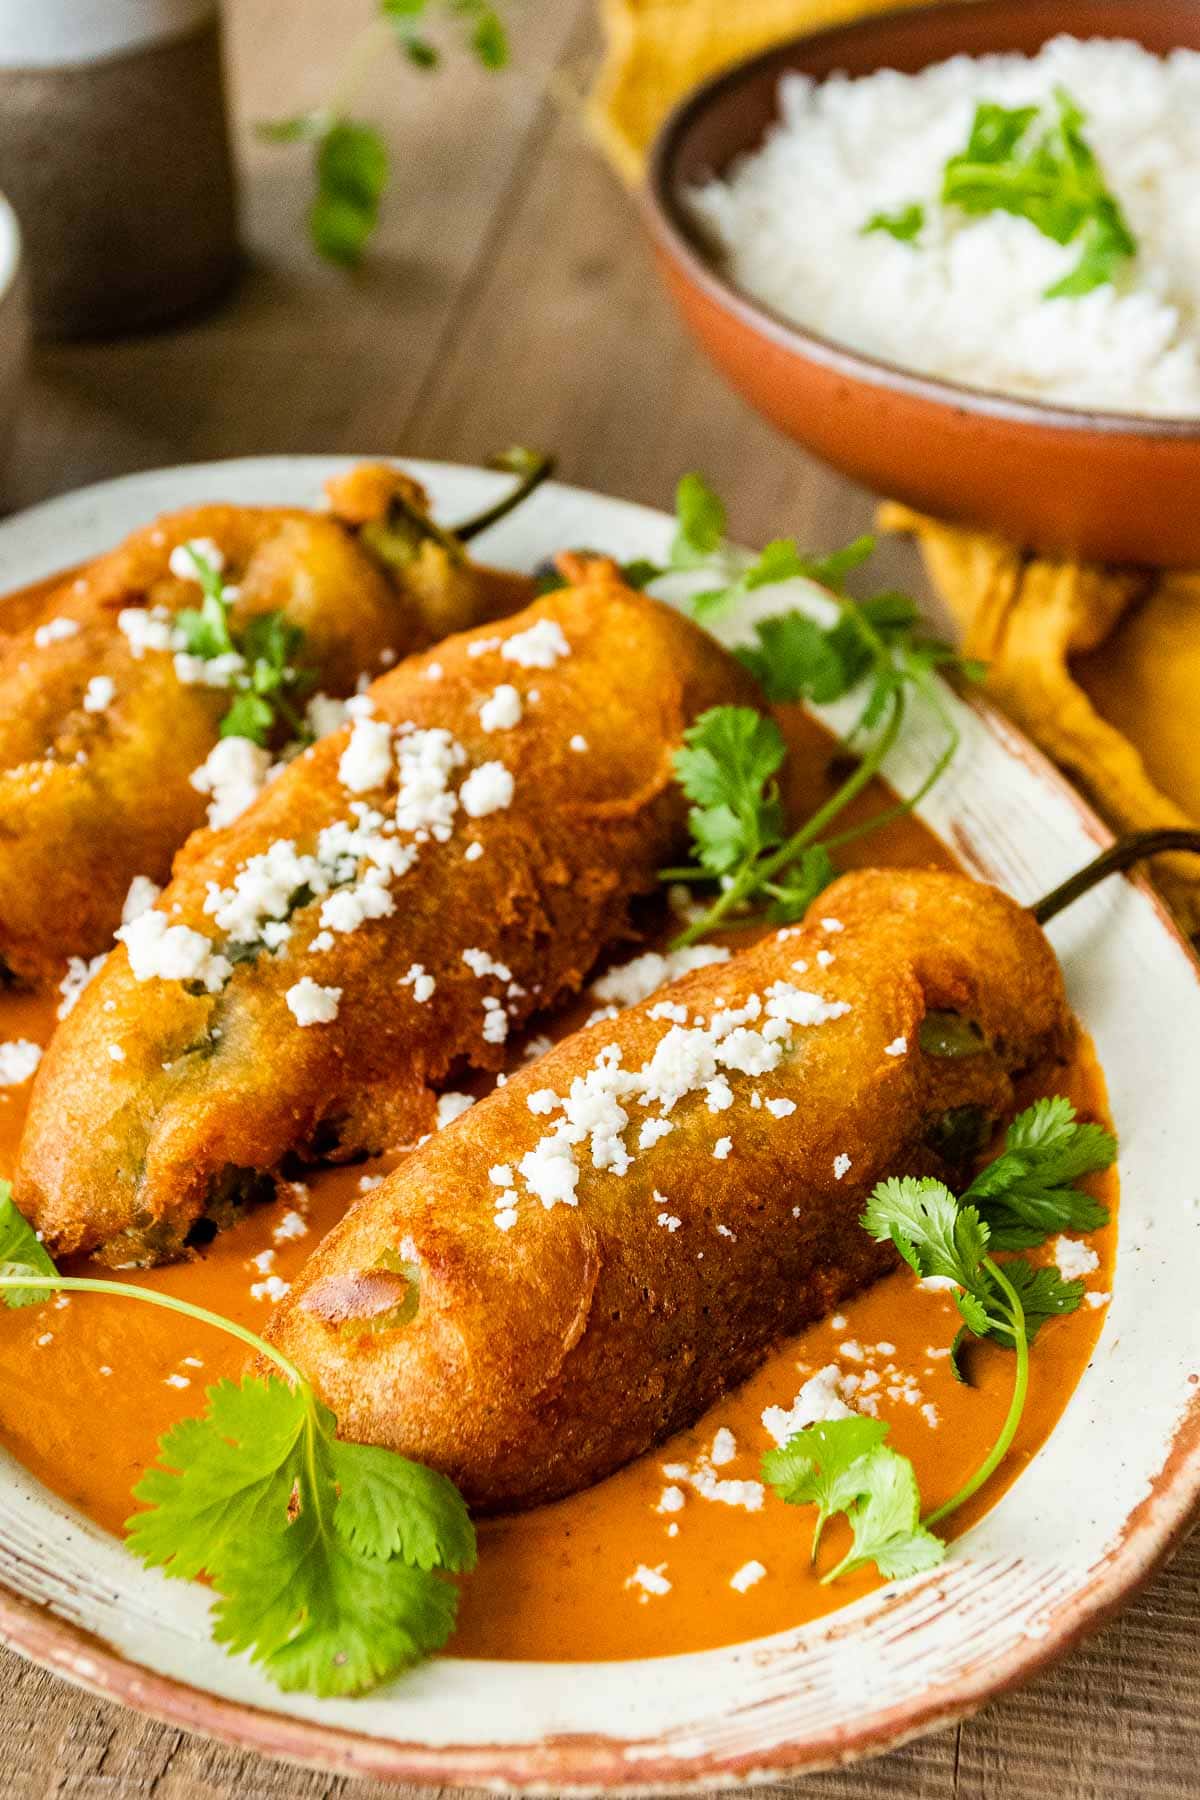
[645,0,1200,567]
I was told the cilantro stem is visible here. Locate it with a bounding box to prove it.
[670,688,905,950]
[0,1275,307,1392]
[922,1255,1029,1530]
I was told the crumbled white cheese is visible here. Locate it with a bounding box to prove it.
[250,1274,291,1303]
[638,1117,674,1150]
[273,1210,309,1243]
[460,761,514,818]
[35,616,81,648]
[169,537,225,582]
[817,948,835,968]
[833,1153,852,1180]
[569,733,588,752]
[657,1485,685,1514]
[394,727,467,839]
[358,1174,384,1193]
[884,1036,908,1057]
[1085,1290,1111,1309]
[173,648,246,691]
[489,1164,514,1188]
[436,1092,475,1128]
[305,692,349,738]
[705,1076,734,1113]
[338,715,393,794]
[661,1456,764,1512]
[820,917,843,934]
[190,735,274,829]
[481,1000,510,1044]
[118,606,176,657]
[251,1248,276,1275]
[713,1137,732,1160]
[730,1560,767,1593]
[57,953,106,1020]
[424,661,444,681]
[494,1207,519,1232]
[656,1211,682,1232]
[500,618,571,669]
[1053,1234,1101,1279]
[117,909,232,992]
[592,944,729,1010]
[400,962,436,1003]
[0,1040,42,1087]
[479,684,523,732]
[626,1563,671,1597]
[107,1044,126,1063]
[82,674,115,713]
[122,875,162,924]
[762,1365,856,1444]
[765,1097,796,1118]
[710,1427,737,1466]
[164,1373,191,1390]
[463,948,512,982]
[467,637,501,659]
[464,841,484,863]
[285,978,342,1026]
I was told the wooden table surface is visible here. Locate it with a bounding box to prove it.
[3,2,1197,1795]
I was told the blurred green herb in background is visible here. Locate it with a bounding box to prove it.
[259,1,509,267]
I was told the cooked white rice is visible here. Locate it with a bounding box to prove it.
[689,36,1200,416]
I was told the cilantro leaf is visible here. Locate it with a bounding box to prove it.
[673,707,786,875]
[670,473,727,568]
[765,1417,945,1584]
[763,1416,889,1558]
[941,88,1136,299]
[127,1372,474,1697]
[839,1448,946,1580]
[964,1096,1115,1248]
[211,1484,457,1696]
[863,203,925,244]
[0,1181,57,1309]
[310,123,389,266]
[985,1258,1085,1350]
[736,611,855,705]
[861,1176,990,1291]
[127,1375,307,1580]
[220,692,276,746]
[331,1438,476,1570]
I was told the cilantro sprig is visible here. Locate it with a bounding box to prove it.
[657,476,980,948]
[867,87,1137,299]
[764,1097,1115,1577]
[173,542,314,748]
[0,1181,474,1697]
[259,1,508,266]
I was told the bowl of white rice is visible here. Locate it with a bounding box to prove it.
[646,0,1200,564]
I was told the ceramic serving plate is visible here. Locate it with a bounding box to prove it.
[0,458,1198,1791]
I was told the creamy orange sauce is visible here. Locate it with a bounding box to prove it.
[0,631,1117,1663]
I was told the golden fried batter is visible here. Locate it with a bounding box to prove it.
[0,465,533,990]
[16,565,758,1266]
[264,869,1072,1513]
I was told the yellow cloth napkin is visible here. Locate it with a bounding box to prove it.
[589,0,1200,933]
[588,0,935,181]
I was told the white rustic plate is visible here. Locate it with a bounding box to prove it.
[0,459,1198,1791]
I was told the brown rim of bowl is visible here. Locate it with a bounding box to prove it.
[646,0,1200,441]
[0,691,1198,1791]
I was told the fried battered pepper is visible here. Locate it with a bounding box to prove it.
[16,563,759,1266]
[264,868,1072,1513]
[0,463,533,989]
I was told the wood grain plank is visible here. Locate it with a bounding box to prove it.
[399,11,927,606]
[3,0,590,512]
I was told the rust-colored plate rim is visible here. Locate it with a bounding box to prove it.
[645,0,1200,441]
[0,458,1198,1792]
